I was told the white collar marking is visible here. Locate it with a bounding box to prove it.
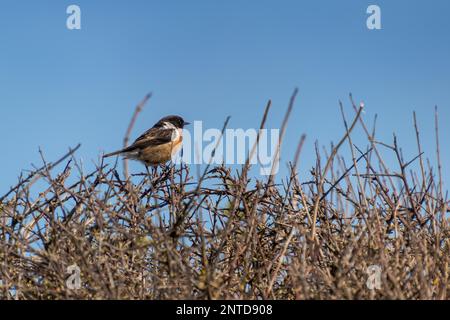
[162,122,181,141]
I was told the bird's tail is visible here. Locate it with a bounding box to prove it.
[103,149,124,158]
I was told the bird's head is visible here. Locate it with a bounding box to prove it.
[155,115,190,129]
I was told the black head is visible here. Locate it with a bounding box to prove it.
[154,115,190,129]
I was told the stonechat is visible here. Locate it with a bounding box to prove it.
[104,115,189,166]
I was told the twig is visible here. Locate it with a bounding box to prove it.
[0,144,81,202]
[123,92,152,179]
[310,104,364,241]
[268,88,298,183]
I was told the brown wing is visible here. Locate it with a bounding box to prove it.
[120,128,174,153]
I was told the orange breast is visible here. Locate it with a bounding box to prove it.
[138,135,183,166]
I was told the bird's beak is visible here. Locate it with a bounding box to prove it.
[184,122,191,126]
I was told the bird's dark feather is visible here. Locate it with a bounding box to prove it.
[120,128,174,153]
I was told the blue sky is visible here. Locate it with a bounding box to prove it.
[1,0,449,192]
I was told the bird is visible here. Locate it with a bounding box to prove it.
[104,115,189,166]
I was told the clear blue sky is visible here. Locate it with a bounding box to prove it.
[1,0,449,192]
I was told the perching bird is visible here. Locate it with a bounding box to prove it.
[104,115,189,166]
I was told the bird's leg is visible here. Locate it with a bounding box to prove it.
[143,165,150,186]
[145,165,151,179]
[145,165,157,184]
[151,166,158,177]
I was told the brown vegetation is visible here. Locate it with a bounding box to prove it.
[0,91,448,299]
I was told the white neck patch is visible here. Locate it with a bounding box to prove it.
[162,122,181,141]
